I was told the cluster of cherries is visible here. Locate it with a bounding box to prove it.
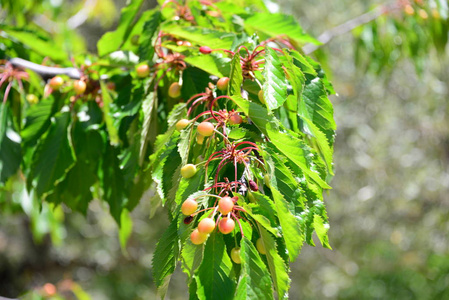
[173,73,269,263]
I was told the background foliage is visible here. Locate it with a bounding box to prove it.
[1,0,448,299]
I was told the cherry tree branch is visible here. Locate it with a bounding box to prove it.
[9,58,81,80]
[303,2,402,54]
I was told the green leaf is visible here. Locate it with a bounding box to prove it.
[244,13,319,45]
[28,111,76,198]
[151,134,181,204]
[102,145,126,224]
[229,53,243,97]
[313,214,332,249]
[119,209,133,254]
[153,218,179,298]
[230,96,331,189]
[301,77,336,148]
[181,67,213,99]
[0,103,21,184]
[181,238,205,282]
[45,126,102,214]
[138,10,162,62]
[21,96,55,145]
[97,0,145,56]
[184,53,231,78]
[2,27,68,62]
[162,24,236,50]
[241,202,279,237]
[195,232,235,300]
[139,91,156,165]
[235,237,274,299]
[271,188,303,262]
[262,47,288,110]
[258,226,290,299]
[100,81,120,146]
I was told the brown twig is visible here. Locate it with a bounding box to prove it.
[303,2,402,54]
[9,58,81,80]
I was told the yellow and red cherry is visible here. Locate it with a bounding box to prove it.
[181,198,198,215]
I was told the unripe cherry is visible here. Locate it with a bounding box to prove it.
[258,89,265,104]
[183,41,192,47]
[247,192,256,203]
[229,113,243,125]
[190,229,208,245]
[176,119,190,131]
[26,94,39,104]
[177,40,184,46]
[256,238,266,255]
[197,121,215,137]
[136,64,150,78]
[181,198,198,215]
[198,218,216,234]
[231,247,241,264]
[73,80,86,95]
[131,34,140,46]
[218,196,234,214]
[218,217,235,234]
[168,82,182,98]
[49,76,64,90]
[196,133,205,145]
[199,46,212,54]
[216,77,230,91]
[264,174,271,188]
[181,164,197,179]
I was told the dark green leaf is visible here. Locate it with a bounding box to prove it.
[102,144,126,224]
[138,10,162,62]
[258,226,290,299]
[28,111,76,198]
[153,219,179,298]
[235,237,274,299]
[195,232,235,300]
[0,103,21,184]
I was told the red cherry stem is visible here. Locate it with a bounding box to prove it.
[232,212,244,238]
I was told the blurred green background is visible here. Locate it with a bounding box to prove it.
[1,0,448,299]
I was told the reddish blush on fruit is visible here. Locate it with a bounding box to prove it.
[181,198,198,215]
[218,196,234,214]
[198,218,216,234]
[229,113,242,125]
[136,64,150,78]
[73,80,86,95]
[197,121,215,137]
[216,77,230,91]
[49,76,64,90]
[190,229,208,245]
[199,46,212,54]
[218,217,235,234]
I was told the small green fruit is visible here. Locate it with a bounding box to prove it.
[231,247,241,264]
[256,238,266,255]
[181,164,197,179]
